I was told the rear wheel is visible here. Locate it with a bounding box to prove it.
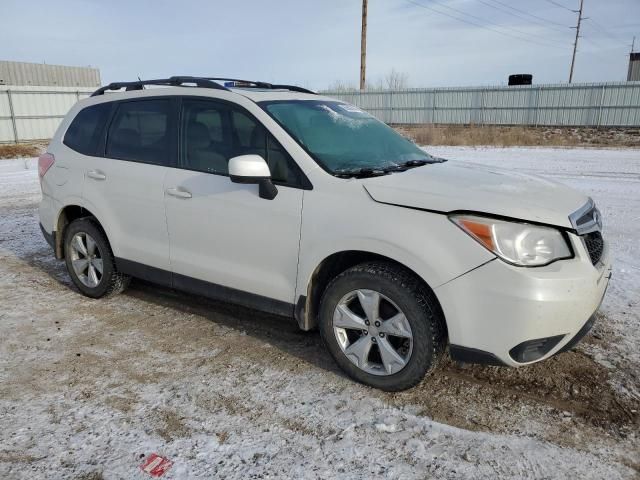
[63,218,130,298]
[319,262,445,391]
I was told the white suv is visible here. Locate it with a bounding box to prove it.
[38,76,611,391]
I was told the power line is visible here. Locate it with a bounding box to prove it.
[585,19,631,47]
[484,0,572,28]
[424,0,569,46]
[476,0,570,35]
[404,0,568,50]
[543,0,577,13]
[580,37,627,67]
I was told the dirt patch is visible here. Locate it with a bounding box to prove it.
[155,408,192,442]
[0,452,44,463]
[0,142,47,159]
[384,315,639,457]
[103,394,137,414]
[216,431,230,444]
[73,472,104,480]
[397,125,640,148]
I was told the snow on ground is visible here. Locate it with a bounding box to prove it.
[0,149,638,479]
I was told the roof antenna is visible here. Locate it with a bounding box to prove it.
[138,75,145,89]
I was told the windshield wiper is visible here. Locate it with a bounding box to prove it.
[334,157,447,178]
[334,167,389,178]
[379,157,447,173]
[399,157,446,168]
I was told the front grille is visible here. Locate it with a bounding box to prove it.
[583,231,604,265]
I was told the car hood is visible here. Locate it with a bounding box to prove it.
[362,160,588,228]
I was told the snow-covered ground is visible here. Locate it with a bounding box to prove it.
[0,148,638,479]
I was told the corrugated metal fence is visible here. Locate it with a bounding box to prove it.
[2,81,640,143]
[0,86,93,143]
[324,82,640,127]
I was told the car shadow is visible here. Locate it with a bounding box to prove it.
[123,278,342,377]
[11,225,343,379]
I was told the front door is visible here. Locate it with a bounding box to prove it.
[164,98,307,313]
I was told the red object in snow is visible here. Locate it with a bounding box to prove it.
[140,454,173,477]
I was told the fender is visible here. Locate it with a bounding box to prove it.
[54,196,117,259]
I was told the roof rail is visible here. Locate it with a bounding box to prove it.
[90,76,316,97]
[270,84,316,94]
[90,76,229,96]
[203,78,316,94]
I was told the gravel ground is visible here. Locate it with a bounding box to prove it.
[0,148,638,479]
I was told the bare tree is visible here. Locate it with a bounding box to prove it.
[325,80,359,92]
[324,69,409,92]
[383,69,409,90]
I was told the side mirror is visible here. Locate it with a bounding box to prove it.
[228,154,278,200]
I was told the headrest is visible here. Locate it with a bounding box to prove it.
[187,121,210,149]
[113,128,140,146]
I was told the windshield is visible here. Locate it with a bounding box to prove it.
[259,100,433,175]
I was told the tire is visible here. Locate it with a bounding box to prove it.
[63,218,130,298]
[319,261,446,391]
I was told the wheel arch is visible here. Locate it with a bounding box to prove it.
[55,205,108,259]
[296,250,447,336]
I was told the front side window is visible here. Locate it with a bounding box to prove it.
[106,99,171,165]
[63,103,111,156]
[260,100,433,175]
[180,99,305,186]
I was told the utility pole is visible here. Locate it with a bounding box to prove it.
[360,0,368,91]
[568,0,584,83]
[629,36,637,82]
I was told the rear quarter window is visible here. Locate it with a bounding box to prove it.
[105,99,172,166]
[63,103,111,156]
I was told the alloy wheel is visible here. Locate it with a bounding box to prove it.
[69,232,103,288]
[333,289,413,376]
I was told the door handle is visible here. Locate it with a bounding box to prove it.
[166,187,192,199]
[87,170,106,181]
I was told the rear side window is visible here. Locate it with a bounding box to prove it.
[106,99,171,165]
[63,103,111,156]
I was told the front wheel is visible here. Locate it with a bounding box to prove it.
[319,262,445,391]
[63,218,130,298]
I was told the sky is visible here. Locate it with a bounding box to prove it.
[1,0,638,90]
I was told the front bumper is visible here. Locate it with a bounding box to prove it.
[436,232,611,367]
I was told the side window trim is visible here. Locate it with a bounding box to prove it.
[96,102,118,157]
[102,97,179,168]
[177,96,312,190]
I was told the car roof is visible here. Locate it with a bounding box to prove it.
[87,76,337,105]
[82,86,336,107]
[229,88,331,103]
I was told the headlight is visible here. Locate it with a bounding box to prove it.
[450,214,572,266]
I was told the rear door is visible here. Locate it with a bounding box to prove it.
[163,97,307,312]
[81,97,176,280]
[46,102,112,231]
